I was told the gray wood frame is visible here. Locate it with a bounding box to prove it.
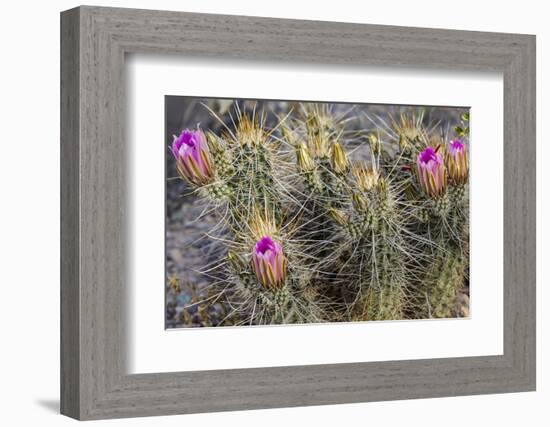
[60,5,536,420]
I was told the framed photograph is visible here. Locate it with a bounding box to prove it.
[61,6,536,420]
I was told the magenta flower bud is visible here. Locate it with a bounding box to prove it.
[446,139,468,184]
[251,236,287,289]
[416,146,447,198]
[171,128,214,186]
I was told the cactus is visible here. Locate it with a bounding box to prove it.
[168,104,470,326]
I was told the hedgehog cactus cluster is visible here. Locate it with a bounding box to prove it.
[170,106,470,326]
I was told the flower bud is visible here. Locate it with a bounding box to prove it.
[445,139,468,185]
[399,134,411,154]
[251,236,287,290]
[328,208,348,226]
[171,128,215,186]
[353,164,379,192]
[295,143,315,172]
[352,192,369,212]
[416,146,447,198]
[369,133,381,157]
[330,142,350,174]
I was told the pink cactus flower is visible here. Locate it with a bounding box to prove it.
[171,128,214,186]
[446,139,468,184]
[251,236,287,289]
[416,146,447,198]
